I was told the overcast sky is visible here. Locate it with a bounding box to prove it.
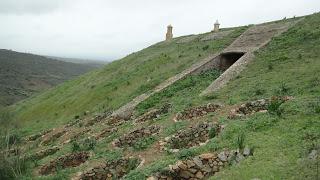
[0,0,319,61]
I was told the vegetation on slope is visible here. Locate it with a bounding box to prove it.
[1,13,320,180]
[126,14,320,179]
[0,49,99,107]
[7,27,247,135]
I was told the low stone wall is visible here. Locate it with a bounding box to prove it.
[228,96,292,119]
[134,104,171,123]
[39,151,90,175]
[148,149,252,180]
[160,122,221,151]
[173,103,221,121]
[94,127,118,140]
[61,128,91,144]
[40,128,68,146]
[26,129,53,142]
[84,112,110,127]
[73,157,140,180]
[30,146,60,160]
[113,125,161,147]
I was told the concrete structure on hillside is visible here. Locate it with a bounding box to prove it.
[214,20,220,32]
[166,25,173,41]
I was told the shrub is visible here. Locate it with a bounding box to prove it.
[268,98,284,116]
[71,141,81,152]
[236,132,245,153]
[71,138,97,152]
[202,45,209,51]
[133,137,155,151]
[276,82,290,95]
[177,149,196,160]
[208,127,217,139]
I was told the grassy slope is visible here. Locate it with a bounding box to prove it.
[8,27,246,135]
[124,14,320,179]
[3,13,320,180]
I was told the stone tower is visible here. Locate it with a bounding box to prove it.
[166,25,173,41]
[214,20,220,32]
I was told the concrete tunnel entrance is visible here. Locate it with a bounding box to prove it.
[218,52,245,71]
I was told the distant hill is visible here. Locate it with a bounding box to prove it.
[46,56,108,68]
[0,49,100,107]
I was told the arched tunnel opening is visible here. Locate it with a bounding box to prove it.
[219,52,245,71]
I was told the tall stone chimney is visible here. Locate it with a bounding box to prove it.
[214,20,220,32]
[166,25,173,41]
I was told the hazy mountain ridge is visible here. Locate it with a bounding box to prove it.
[0,49,100,107]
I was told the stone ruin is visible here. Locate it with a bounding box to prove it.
[113,125,161,147]
[213,20,220,32]
[94,127,118,141]
[134,103,171,123]
[159,122,221,152]
[173,103,221,121]
[166,25,173,41]
[228,96,293,119]
[148,149,252,180]
[39,151,90,175]
[30,146,60,160]
[26,129,53,142]
[73,157,141,180]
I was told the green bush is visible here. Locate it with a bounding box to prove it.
[267,98,284,116]
[71,138,97,152]
[208,127,217,139]
[177,148,196,160]
[236,132,245,153]
[133,137,155,151]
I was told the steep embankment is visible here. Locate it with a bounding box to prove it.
[0,49,99,107]
[8,27,247,134]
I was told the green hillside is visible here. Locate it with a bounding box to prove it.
[8,27,247,134]
[1,13,319,180]
[0,49,99,107]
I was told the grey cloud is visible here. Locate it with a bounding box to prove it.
[0,0,66,15]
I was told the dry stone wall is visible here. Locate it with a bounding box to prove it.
[228,96,293,119]
[113,125,160,147]
[30,146,60,160]
[173,103,221,121]
[148,149,252,180]
[160,122,221,151]
[134,103,171,123]
[40,128,68,146]
[94,127,118,140]
[39,151,90,175]
[26,129,53,142]
[73,157,140,180]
